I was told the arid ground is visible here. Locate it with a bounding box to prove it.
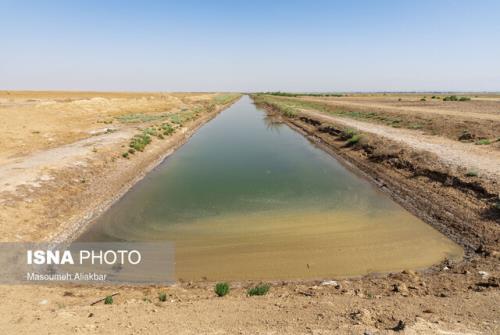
[0,92,498,334]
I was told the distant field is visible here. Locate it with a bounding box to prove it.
[254,93,500,144]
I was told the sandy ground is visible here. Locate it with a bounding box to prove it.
[302,95,500,121]
[1,275,499,335]
[0,92,498,334]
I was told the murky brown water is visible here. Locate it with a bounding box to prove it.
[78,96,463,281]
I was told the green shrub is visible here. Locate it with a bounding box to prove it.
[346,134,362,146]
[122,152,129,158]
[161,123,175,136]
[341,128,358,141]
[128,148,135,154]
[443,95,470,102]
[158,292,167,302]
[143,127,157,136]
[169,111,197,126]
[465,170,478,177]
[129,132,152,152]
[475,139,491,145]
[420,98,426,101]
[282,106,296,118]
[247,283,270,296]
[214,282,230,297]
[104,295,113,304]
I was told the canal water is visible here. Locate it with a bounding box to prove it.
[77,96,462,281]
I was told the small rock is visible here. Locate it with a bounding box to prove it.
[88,313,94,318]
[39,299,48,305]
[402,269,417,277]
[442,266,450,271]
[392,320,406,331]
[393,283,409,296]
[458,131,474,142]
[478,271,489,278]
[320,280,338,286]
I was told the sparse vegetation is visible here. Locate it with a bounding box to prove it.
[409,123,423,129]
[104,295,113,304]
[475,139,491,145]
[158,292,167,302]
[129,130,152,152]
[443,95,470,102]
[212,94,240,104]
[161,123,175,136]
[168,111,198,126]
[122,152,129,158]
[465,170,478,177]
[214,282,230,297]
[346,133,362,146]
[247,283,270,296]
[116,113,169,123]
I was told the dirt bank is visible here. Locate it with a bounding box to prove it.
[0,92,241,242]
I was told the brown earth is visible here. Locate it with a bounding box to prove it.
[263,94,500,144]
[0,92,499,334]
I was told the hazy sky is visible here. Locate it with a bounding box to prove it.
[1,0,499,92]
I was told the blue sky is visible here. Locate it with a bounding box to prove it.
[1,0,499,92]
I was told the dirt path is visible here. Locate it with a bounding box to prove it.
[304,98,500,121]
[301,109,500,182]
[0,129,133,194]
